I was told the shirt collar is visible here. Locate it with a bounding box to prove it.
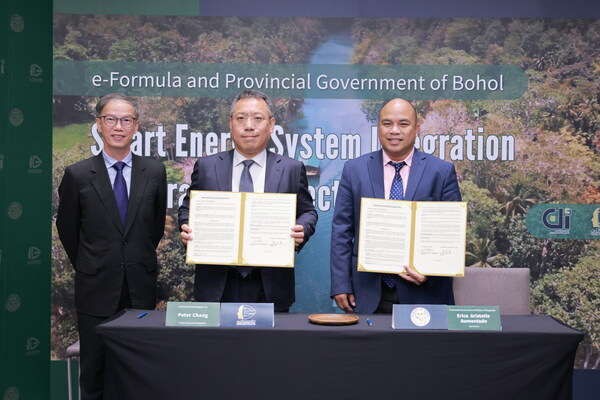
[382,148,414,167]
[233,149,267,167]
[103,151,133,168]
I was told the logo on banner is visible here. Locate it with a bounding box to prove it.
[26,337,41,356]
[10,14,24,32]
[542,207,571,235]
[3,386,20,400]
[9,108,23,127]
[591,208,600,236]
[236,305,257,325]
[5,294,21,312]
[27,247,42,265]
[28,155,43,173]
[29,64,43,83]
[8,202,23,220]
[410,307,431,327]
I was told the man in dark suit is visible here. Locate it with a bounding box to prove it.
[330,98,461,314]
[178,90,317,312]
[56,93,166,400]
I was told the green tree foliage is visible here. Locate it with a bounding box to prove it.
[157,211,195,303]
[531,248,600,368]
[51,144,94,359]
[444,20,484,52]
[53,96,94,127]
[54,15,326,64]
[503,217,588,280]
[387,36,420,65]
[107,38,140,62]
[466,237,506,268]
[459,180,503,242]
[498,182,538,221]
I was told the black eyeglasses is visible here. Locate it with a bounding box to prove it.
[99,115,137,128]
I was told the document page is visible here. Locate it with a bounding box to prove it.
[186,191,242,265]
[241,193,296,267]
[357,198,467,276]
[357,198,412,273]
[412,202,466,276]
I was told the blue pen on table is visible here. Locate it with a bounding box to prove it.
[366,318,373,327]
[137,312,148,319]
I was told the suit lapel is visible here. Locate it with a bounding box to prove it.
[90,154,124,233]
[405,149,425,201]
[264,151,282,193]
[216,150,233,191]
[367,150,385,199]
[124,155,148,235]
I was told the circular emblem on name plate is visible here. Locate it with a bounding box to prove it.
[410,307,431,327]
[10,14,24,33]
[9,108,24,127]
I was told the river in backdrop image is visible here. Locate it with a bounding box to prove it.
[291,30,375,312]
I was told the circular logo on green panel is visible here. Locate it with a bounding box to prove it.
[8,202,23,220]
[9,108,23,127]
[3,386,20,400]
[10,14,24,33]
[5,294,21,312]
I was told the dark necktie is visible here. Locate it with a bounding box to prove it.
[237,159,255,277]
[112,162,128,227]
[239,159,255,192]
[389,161,406,201]
[383,161,407,288]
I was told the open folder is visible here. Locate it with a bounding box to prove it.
[357,198,467,277]
[185,191,297,268]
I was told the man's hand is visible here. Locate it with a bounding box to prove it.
[180,224,193,245]
[398,265,427,285]
[290,224,305,249]
[333,293,356,313]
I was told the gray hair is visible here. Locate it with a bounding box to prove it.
[95,93,140,119]
[230,90,274,117]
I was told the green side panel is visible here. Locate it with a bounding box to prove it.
[1,0,52,398]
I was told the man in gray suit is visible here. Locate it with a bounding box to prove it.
[178,90,317,312]
[57,93,166,400]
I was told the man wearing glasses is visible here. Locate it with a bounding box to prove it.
[56,93,167,400]
[178,89,317,312]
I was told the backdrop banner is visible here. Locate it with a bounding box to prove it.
[50,0,600,381]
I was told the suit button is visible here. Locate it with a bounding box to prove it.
[123,241,128,245]
[120,263,124,269]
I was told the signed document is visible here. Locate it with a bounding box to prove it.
[186,191,296,268]
[357,198,467,277]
